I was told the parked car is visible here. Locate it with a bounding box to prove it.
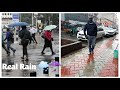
[115,28,119,34]
[77,27,105,40]
[77,27,83,32]
[76,23,86,32]
[99,26,117,36]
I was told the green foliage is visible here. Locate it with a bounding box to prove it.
[21,13,32,24]
[20,13,59,25]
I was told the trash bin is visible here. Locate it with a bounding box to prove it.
[114,44,118,59]
[114,50,118,59]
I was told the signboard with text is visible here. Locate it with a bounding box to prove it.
[12,13,19,23]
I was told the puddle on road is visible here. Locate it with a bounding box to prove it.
[2,54,59,77]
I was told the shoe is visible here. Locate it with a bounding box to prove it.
[41,52,45,55]
[8,53,10,56]
[26,57,29,61]
[13,50,16,55]
[21,57,24,59]
[26,55,29,60]
[88,52,91,55]
[7,53,10,56]
[91,51,94,54]
[7,52,10,56]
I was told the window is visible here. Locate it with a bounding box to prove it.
[98,28,103,31]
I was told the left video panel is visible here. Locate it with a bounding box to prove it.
[1,13,60,77]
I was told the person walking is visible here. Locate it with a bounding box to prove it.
[30,26,38,44]
[84,17,97,55]
[41,30,55,55]
[4,28,16,55]
[2,32,10,55]
[19,26,32,60]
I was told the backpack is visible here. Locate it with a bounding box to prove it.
[23,30,32,40]
[10,32,14,43]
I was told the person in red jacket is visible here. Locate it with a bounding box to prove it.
[41,30,55,55]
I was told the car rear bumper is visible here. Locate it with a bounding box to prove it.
[106,34,115,36]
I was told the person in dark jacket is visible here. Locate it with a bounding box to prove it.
[4,28,16,55]
[84,17,97,55]
[19,26,32,60]
[2,32,10,55]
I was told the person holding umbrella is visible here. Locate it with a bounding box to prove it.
[8,22,31,59]
[19,26,32,60]
[30,26,38,44]
[41,25,56,55]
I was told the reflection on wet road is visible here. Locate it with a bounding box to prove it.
[61,35,118,77]
[2,32,59,77]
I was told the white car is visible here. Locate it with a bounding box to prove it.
[77,27,105,40]
[99,26,117,36]
[77,30,87,40]
[77,27,83,32]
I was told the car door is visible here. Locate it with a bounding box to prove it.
[97,28,101,38]
[97,27,104,38]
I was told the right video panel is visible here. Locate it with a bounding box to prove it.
[61,13,119,77]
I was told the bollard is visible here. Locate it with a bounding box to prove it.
[114,50,118,59]
[30,71,36,77]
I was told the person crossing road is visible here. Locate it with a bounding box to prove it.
[19,26,32,60]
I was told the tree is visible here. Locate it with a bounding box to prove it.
[20,13,32,24]
[52,14,59,25]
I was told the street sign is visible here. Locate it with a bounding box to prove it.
[12,13,19,23]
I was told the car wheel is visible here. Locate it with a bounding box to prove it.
[105,35,109,38]
[101,35,105,39]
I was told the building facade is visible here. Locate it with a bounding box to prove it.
[2,13,13,28]
[64,13,98,23]
[64,13,89,22]
[97,13,118,28]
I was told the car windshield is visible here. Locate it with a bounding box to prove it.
[102,27,113,30]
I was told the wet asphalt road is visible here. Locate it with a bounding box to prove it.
[2,31,59,77]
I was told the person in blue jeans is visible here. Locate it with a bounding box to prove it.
[2,32,10,55]
[4,28,16,55]
[84,17,97,55]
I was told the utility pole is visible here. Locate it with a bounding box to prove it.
[19,13,21,22]
[36,17,37,29]
[32,13,34,26]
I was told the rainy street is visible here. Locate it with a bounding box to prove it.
[2,31,59,77]
[61,34,118,77]
[61,13,118,77]
[2,13,119,78]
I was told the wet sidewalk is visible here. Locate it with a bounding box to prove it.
[61,36,118,77]
[2,32,59,77]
